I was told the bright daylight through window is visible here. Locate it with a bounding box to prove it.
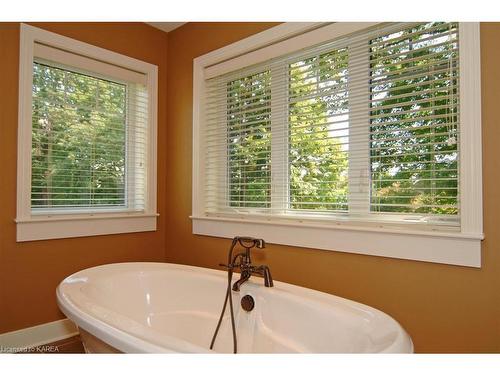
[205,22,460,226]
[31,63,132,211]
[194,21,482,266]
[16,24,158,241]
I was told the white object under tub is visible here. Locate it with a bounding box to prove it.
[56,262,413,353]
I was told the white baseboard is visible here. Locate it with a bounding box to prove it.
[0,318,78,352]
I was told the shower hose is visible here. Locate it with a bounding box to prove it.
[209,237,246,354]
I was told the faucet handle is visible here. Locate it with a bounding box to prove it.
[252,265,274,288]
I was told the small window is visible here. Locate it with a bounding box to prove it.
[17,24,158,241]
[32,62,127,211]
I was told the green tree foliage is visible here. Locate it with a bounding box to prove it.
[226,51,350,212]
[226,23,459,217]
[31,63,126,209]
[370,22,459,215]
[288,48,349,212]
[227,71,271,208]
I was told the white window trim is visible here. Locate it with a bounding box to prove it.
[192,22,484,268]
[16,24,159,242]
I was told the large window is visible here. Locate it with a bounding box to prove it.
[194,22,482,267]
[16,24,158,241]
[204,22,460,225]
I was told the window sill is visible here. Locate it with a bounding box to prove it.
[191,215,483,268]
[16,213,158,242]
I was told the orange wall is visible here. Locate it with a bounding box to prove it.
[0,23,168,333]
[166,22,500,353]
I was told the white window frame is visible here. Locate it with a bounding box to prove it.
[16,24,159,241]
[192,22,483,268]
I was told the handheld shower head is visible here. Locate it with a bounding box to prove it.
[236,236,266,250]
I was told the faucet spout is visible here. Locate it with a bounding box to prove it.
[262,266,274,288]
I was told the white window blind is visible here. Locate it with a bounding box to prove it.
[368,23,459,220]
[203,22,460,229]
[30,48,149,213]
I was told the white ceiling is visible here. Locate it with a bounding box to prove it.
[147,22,186,33]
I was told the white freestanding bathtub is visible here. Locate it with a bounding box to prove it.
[56,262,413,353]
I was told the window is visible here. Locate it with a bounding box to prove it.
[226,71,271,209]
[17,24,158,241]
[368,24,459,219]
[193,22,482,267]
